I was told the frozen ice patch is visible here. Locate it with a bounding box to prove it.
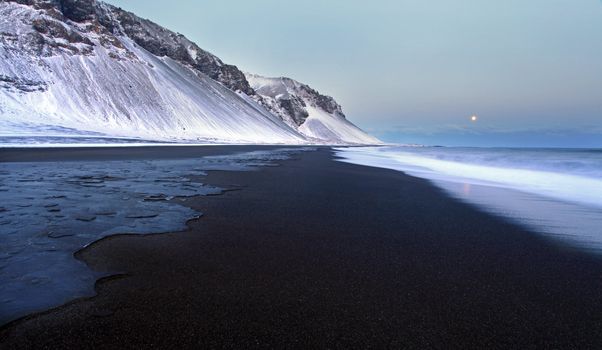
[0,147,314,324]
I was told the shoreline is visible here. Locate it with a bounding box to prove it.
[0,146,316,325]
[0,144,316,162]
[334,146,602,253]
[2,147,602,348]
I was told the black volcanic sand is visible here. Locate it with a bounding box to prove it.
[2,147,602,349]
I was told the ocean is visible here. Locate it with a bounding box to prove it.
[335,146,602,252]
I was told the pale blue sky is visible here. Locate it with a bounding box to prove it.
[107,0,602,147]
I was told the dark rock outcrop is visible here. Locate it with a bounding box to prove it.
[6,0,255,94]
[247,74,347,128]
[279,97,309,126]
[108,7,254,94]
[31,18,94,46]
[58,0,96,22]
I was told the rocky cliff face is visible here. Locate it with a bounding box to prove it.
[0,0,379,144]
[247,73,346,128]
[6,0,253,94]
[246,74,381,144]
[103,5,255,95]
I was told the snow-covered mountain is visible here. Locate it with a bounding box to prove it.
[0,0,380,145]
[246,74,381,145]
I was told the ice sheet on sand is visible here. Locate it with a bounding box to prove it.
[0,147,315,324]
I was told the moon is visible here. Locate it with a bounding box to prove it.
[470,115,478,122]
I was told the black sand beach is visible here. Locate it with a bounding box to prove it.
[2,147,602,348]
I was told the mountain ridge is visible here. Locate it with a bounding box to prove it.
[0,0,380,144]
[246,73,381,144]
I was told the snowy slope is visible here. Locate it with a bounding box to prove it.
[246,74,381,144]
[0,0,379,145]
[0,2,304,144]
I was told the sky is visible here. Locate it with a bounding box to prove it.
[106,0,602,147]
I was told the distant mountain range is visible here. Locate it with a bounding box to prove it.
[0,0,380,144]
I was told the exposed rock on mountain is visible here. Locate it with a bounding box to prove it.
[247,74,381,144]
[0,0,380,144]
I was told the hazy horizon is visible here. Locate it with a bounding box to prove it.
[106,0,602,147]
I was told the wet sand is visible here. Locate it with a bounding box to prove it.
[2,147,602,348]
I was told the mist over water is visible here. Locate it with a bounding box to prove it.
[336,146,602,252]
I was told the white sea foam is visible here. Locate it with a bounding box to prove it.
[335,146,602,252]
